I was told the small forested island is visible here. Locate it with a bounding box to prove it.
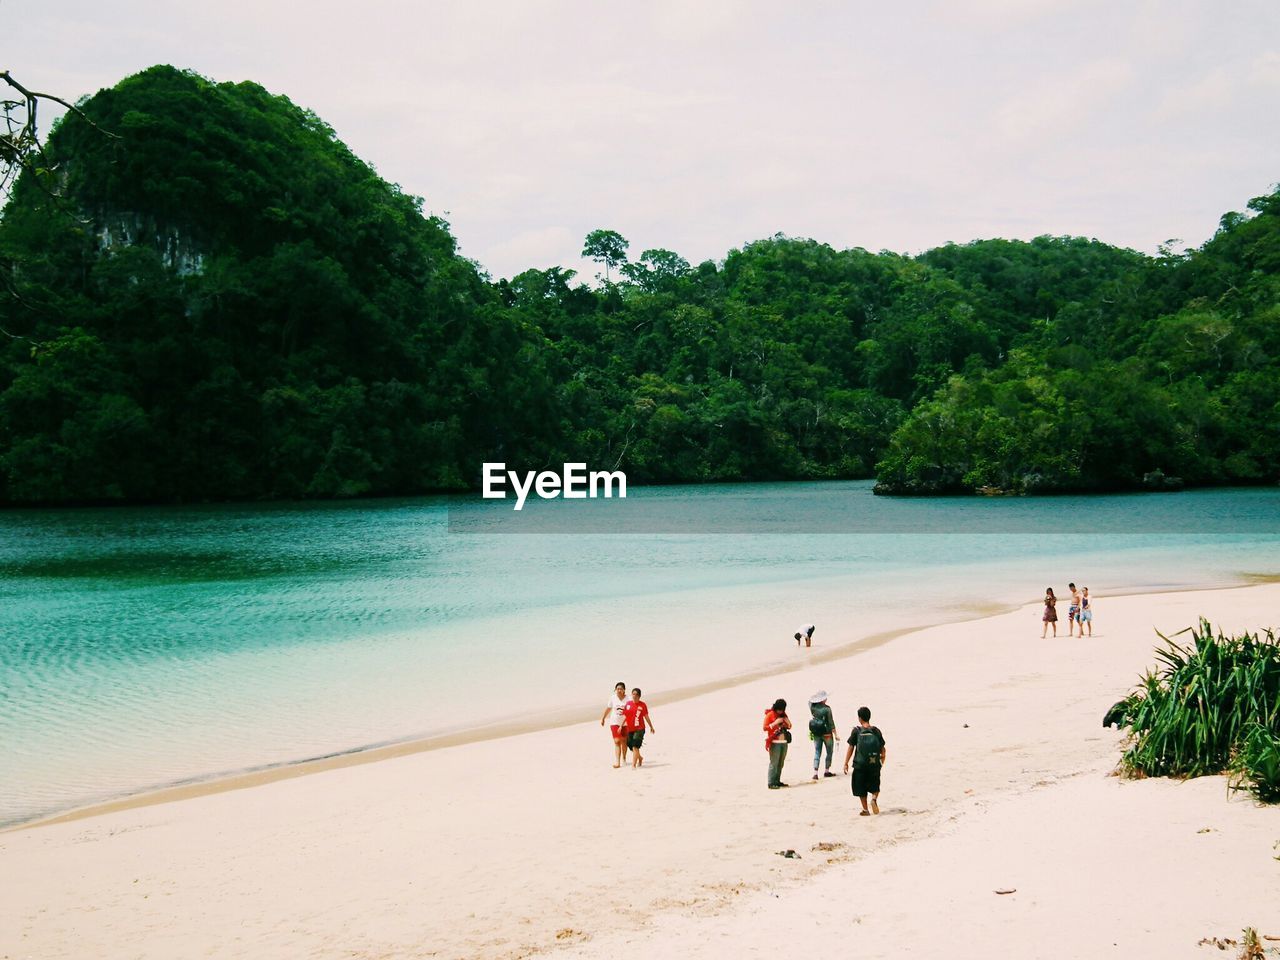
[0,65,1276,504]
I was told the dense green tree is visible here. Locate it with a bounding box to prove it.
[2,70,122,205]
[581,228,629,283]
[1,65,1276,503]
[0,66,548,502]
[621,248,691,291]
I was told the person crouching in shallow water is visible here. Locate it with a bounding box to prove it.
[843,706,886,816]
[764,698,792,788]
[794,623,816,647]
[1041,587,1058,638]
[599,681,629,768]
[622,687,655,768]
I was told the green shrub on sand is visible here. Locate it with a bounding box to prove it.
[1119,620,1280,803]
[1229,723,1280,804]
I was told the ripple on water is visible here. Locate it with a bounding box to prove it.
[2,488,1278,826]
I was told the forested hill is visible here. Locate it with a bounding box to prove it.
[0,66,1276,504]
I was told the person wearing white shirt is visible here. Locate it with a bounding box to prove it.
[598,681,630,768]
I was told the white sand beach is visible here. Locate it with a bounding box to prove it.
[3,583,1278,959]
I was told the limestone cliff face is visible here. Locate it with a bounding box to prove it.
[94,213,206,277]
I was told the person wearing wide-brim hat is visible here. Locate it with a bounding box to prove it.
[808,691,838,781]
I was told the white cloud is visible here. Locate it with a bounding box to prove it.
[1153,66,1237,120]
[993,58,1135,143]
[1248,51,1280,88]
[481,226,578,276]
[7,2,1279,278]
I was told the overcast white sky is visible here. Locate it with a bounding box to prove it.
[8,0,1280,280]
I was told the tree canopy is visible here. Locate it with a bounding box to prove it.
[1,65,1277,504]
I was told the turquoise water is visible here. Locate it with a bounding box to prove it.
[2,481,1278,826]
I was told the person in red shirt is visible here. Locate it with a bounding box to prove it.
[621,687,656,768]
[763,698,792,788]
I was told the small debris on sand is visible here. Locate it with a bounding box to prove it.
[1197,936,1236,950]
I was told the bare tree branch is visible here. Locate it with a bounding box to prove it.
[1,69,119,203]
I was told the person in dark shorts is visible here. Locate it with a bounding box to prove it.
[622,687,655,768]
[842,706,886,816]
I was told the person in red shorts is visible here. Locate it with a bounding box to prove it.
[621,687,656,768]
[599,681,630,768]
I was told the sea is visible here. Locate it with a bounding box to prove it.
[2,481,1278,827]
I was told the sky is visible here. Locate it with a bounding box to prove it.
[7,0,1280,281]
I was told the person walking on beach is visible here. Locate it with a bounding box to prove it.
[1041,587,1058,638]
[622,687,655,769]
[842,706,886,816]
[795,624,816,647]
[808,691,838,781]
[764,698,792,788]
[599,681,630,768]
[1067,583,1081,637]
[1079,587,1093,637]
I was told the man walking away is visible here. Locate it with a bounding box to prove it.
[842,706,887,816]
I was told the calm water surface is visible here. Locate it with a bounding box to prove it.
[1,481,1277,826]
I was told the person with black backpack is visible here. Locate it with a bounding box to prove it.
[842,706,887,816]
[807,691,838,781]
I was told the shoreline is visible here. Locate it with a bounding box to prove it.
[4,580,1278,960]
[4,477,1279,513]
[10,571,1278,834]
[5,608,985,832]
